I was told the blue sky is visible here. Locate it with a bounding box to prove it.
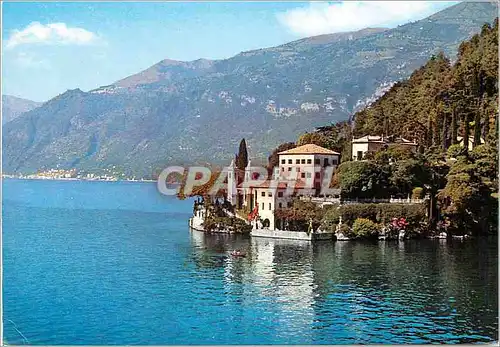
[2,1,457,102]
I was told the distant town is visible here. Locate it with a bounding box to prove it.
[2,168,153,182]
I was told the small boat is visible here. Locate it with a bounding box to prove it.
[230,250,246,257]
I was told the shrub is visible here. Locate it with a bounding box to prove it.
[338,203,378,225]
[447,144,465,158]
[328,203,427,235]
[412,187,424,199]
[352,218,380,239]
[320,206,341,231]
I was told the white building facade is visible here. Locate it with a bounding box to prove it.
[227,144,340,230]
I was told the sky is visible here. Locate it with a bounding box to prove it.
[2,1,458,102]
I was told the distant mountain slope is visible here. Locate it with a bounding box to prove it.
[2,95,42,125]
[2,1,498,177]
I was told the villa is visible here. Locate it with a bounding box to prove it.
[351,135,418,161]
[226,144,341,231]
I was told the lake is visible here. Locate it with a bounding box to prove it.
[2,179,498,344]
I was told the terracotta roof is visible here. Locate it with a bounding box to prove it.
[278,144,340,155]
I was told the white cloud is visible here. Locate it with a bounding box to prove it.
[277,1,458,37]
[6,22,99,49]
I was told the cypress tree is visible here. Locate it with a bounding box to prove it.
[236,138,248,171]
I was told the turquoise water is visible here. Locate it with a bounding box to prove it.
[2,179,498,344]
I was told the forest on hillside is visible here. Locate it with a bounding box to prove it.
[271,19,499,235]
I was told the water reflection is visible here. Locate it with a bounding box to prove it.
[189,231,498,343]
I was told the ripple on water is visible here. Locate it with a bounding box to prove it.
[2,180,498,345]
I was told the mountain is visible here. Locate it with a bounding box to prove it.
[2,1,498,177]
[2,95,42,125]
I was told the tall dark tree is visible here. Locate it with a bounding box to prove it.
[463,113,471,154]
[450,106,458,145]
[236,138,249,171]
[441,110,448,150]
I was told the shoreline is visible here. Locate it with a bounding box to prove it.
[2,176,157,183]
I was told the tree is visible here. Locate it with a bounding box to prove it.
[267,142,296,171]
[236,138,248,171]
[297,132,332,149]
[337,161,391,199]
[438,145,497,235]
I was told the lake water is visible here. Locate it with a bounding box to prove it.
[2,179,498,344]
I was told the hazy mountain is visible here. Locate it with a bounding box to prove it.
[3,1,497,177]
[2,95,42,125]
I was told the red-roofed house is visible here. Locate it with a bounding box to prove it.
[227,143,341,230]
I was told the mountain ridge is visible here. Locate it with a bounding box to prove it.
[1,95,43,125]
[3,1,498,177]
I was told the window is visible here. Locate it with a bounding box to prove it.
[297,167,301,172]
[278,192,283,197]
[279,203,282,208]
[262,203,264,210]
[315,172,320,178]
[324,158,329,166]
[301,172,306,178]
[357,151,363,161]
[282,167,285,172]
[307,159,312,164]
[296,159,300,164]
[261,192,265,197]
[281,159,285,164]
[333,158,338,165]
[315,159,320,165]
[288,159,292,164]
[288,167,292,172]
[268,192,272,197]
[269,203,272,210]
[306,172,312,178]
[301,159,306,164]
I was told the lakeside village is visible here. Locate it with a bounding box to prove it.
[187,134,477,242]
[2,168,153,182]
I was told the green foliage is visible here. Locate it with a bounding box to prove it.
[447,144,466,158]
[321,203,427,232]
[297,132,332,149]
[337,161,391,198]
[439,143,498,234]
[412,187,424,199]
[267,142,296,170]
[311,121,353,156]
[352,218,380,239]
[320,205,341,231]
[275,199,326,232]
[390,159,427,197]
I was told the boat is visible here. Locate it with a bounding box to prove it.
[230,250,246,257]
